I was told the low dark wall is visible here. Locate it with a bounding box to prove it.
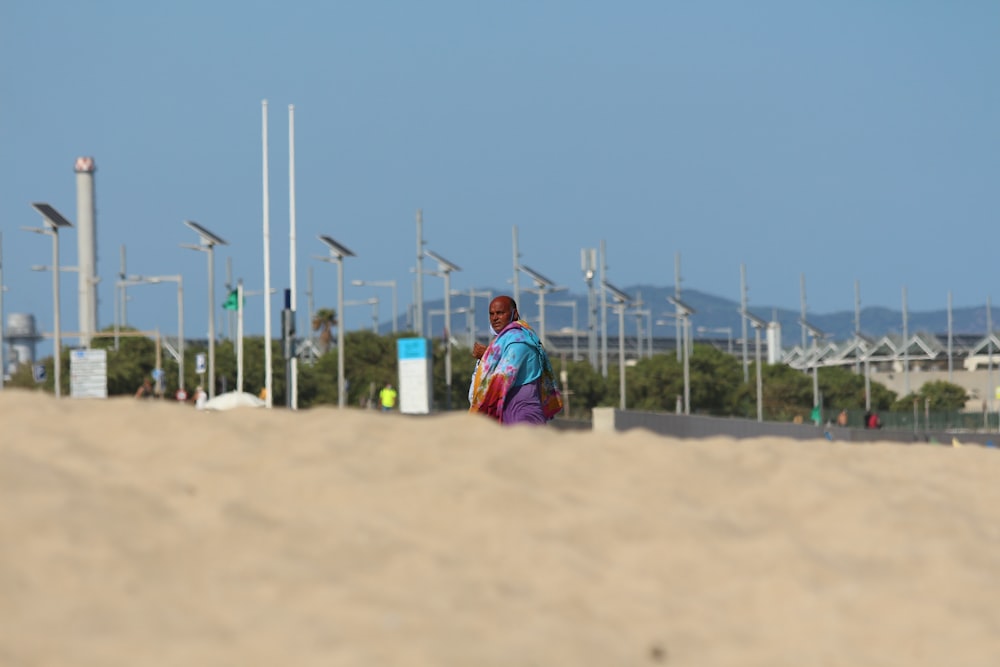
[550,418,592,432]
[595,408,1000,447]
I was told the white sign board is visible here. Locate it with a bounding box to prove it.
[70,349,108,399]
[397,337,433,415]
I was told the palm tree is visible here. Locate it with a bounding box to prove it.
[312,308,338,353]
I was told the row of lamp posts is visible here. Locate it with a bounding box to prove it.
[20,206,770,419]
[20,200,389,411]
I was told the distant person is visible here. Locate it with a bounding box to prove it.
[468,295,563,425]
[379,383,398,412]
[867,412,882,430]
[836,409,849,427]
[194,385,208,410]
[135,377,153,399]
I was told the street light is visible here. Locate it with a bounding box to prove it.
[857,332,876,412]
[451,288,492,349]
[351,279,397,335]
[742,310,768,423]
[801,318,825,424]
[232,284,277,394]
[126,275,184,392]
[425,249,461,409]
[24,203,73,398]
[181,220,226,399]
[604,281,632,410]
[30,265,97,347]
[0,232,4,389]
[581,248,598,369]
[317,234,355,408]
[655,313,685,413]
[547,299,579,361]
[629,296,652,361]
[697,326,734,355]
[344,297,379,333]
[427,307,470,341]
[518,264,565,345]
[668,295,697,416]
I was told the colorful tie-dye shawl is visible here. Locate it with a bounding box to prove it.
[468,320,563,423]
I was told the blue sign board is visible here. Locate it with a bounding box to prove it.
[396,338,432,414]
[397,337,430,360]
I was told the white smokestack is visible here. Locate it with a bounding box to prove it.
[75,156,97,346]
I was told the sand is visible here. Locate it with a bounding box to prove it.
[3,388,1000,666]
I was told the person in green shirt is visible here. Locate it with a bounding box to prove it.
[379,383,397,412]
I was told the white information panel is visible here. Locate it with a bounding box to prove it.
[397,337,433,415]
[70,349,108,399]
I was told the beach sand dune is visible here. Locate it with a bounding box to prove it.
[3,388,1000,666]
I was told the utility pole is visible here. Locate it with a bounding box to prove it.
[415,209,424,337]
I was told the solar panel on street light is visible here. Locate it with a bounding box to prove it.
[602,281,632,304]
[742,310,768,329]
[800,319,825,339]
[318,234,355,259]
[519,264,556,288]
[742,309,767,423]
[423,248,460,408]
[425,249,461,273]
[184,220,227,246]
[667,295,697,316]
[31,203,73,228]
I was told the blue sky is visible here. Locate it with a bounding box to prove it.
[2,1,998,352]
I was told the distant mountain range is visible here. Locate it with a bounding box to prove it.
[414,285,998,343]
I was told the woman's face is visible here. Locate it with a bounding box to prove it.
[489,297,516,333]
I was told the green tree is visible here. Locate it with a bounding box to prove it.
[429,338,479,411]
[211,337,284,399]
[687,344,745,415]
[815,366,868,410]
[757,363,814,421]
[891,380,968,412]
[624,353,682,412]
[5,351,68,394]
[311,308,338,353]
[92,328,160,396]
[343,330,401,408]
[920,380,969,411]
[553,359,609,418]
[298,329,407,409]
[297,347,340,407]
[622,345,743,416]
[6,361,40,390]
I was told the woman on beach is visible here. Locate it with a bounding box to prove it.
[468,295,563,425]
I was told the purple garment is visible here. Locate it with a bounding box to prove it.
[501,380,548,425]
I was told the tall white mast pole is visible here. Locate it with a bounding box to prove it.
[675,253,682,361]
[599,240,608,378]
[512,226,520,308]
[289,104,298,410]
[0,232,4,390]
[237,279,244,392]
[262,99,274,407]
[415,209,424,337]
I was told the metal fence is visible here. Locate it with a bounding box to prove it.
[837,408,1000,433]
